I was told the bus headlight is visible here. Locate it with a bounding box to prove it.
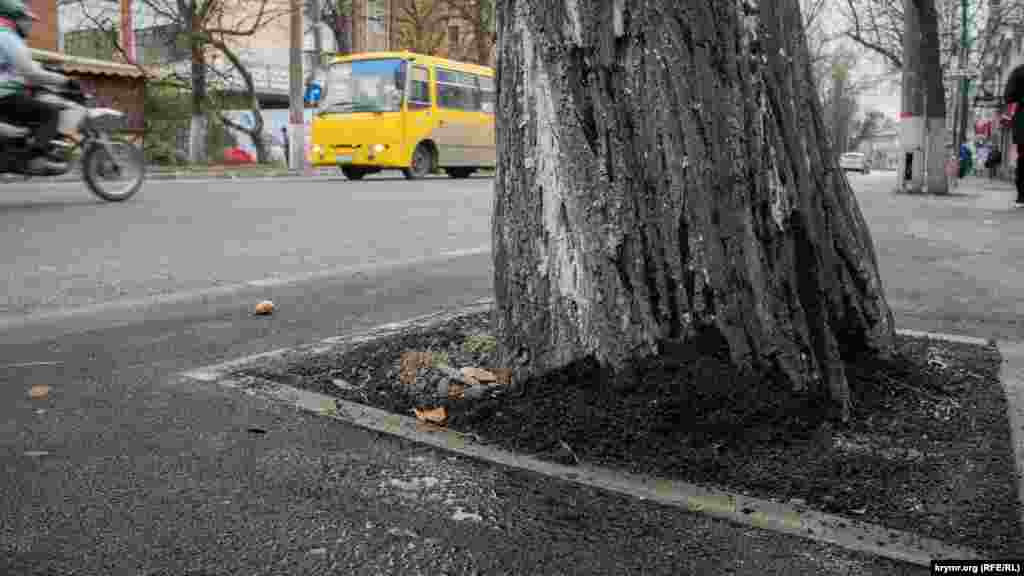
[372,144,386,154]
[312,144,322,157]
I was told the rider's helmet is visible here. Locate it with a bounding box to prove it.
[0,0,38,39]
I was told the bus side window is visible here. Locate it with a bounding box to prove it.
[408,65,431,109]
[478,75,495,114]
[438,68,478,111]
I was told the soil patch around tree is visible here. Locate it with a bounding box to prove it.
[230,308,1022,556]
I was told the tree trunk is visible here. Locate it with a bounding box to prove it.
[189,22,209,164]
[917,0,948,194]
[334,13,352,54]
[492,0,895,421]
[901,0,947,194]
[211,37,269,164]
[475,1,491,65]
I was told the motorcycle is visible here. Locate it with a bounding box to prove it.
[0,79,145,202]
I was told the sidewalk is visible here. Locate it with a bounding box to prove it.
[861,173,1024,342]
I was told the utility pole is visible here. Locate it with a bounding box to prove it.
[953,0,971,163]
[289,0,305,172]
[306,0,323,85]
[119,0,136,63]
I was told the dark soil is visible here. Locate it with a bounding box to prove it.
[232,309,1022,556]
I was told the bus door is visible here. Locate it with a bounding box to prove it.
[404,63,434,161]
[433,67,481,167]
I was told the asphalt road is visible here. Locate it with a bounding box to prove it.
[0,173,945,574]
[0,174,491,319]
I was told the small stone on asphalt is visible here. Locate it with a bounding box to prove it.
[451,508,483,522]
[332,378,358,391]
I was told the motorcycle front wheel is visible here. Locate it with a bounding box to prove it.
[82,140,145,202]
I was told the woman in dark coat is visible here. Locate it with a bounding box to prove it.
[1005,65,1024,204]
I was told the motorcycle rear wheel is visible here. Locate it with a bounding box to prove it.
[82,140,145,202]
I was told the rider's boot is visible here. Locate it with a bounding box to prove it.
[22,135,68,175]
[25,155,67,176]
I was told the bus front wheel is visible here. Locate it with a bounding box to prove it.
[403,144,433,180]
[446,168,474,179]
[342,166,367,180]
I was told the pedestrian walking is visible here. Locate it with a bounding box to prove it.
[959,142,974,179]
[1014,103,1024,205]
[987,147,1003,180]
[281,126,290,169]
[977,143,990,175]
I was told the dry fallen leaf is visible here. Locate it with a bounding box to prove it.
[400,351,433,385]
[448,382,465,400]
[254,300,275,315]
[487,368,513,386]
[28,385,50,399]
[461,367,497,384]
[414,406,448,426]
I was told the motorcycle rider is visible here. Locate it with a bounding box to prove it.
[0,0,78,174]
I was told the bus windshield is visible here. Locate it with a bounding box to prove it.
[321,58,407,113]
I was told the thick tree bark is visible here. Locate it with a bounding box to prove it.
[492,0,895,421]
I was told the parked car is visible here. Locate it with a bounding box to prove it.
[839,152,871,174]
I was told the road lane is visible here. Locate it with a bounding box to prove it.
[0,175,493,319]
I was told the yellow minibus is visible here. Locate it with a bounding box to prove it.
[309,51,496,180]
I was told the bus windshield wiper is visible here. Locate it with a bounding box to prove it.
[323,101,356,112]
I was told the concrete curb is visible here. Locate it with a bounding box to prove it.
[180,300,1024,566]
[39,170,337,183]
[997,341,1024,532]
[36,169,496,183]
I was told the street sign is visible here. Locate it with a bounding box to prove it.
[947,69,977,80]
[304,82,322,105]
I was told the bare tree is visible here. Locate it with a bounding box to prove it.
[494,0,895,422]
[841,0,1024,75]
[799,1,881,158]
[443,0,495,65]
[318,0,352,54]
[67,0,287,163]
[393,0,450,55]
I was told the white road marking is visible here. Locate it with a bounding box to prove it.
[0,246,491,336]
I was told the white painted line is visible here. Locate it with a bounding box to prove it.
[184,374,981,567]
[439,245,492,258]
[997,341,1024,532]
[0,247,491,336]
[183,300,494,381]
[895,328,991,347]
[0,361,63,368]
